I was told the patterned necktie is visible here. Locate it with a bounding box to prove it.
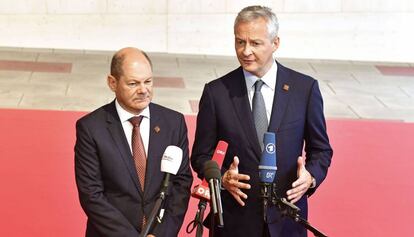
[253,80,268,150]
[129,116,147,191]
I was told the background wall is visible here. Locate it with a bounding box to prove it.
[1,0,413,62]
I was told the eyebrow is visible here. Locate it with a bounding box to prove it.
[235,37,263,42]
[125,76,153,82]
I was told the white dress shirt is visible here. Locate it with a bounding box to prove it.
[115,99,150,156]
[244,60,278,121]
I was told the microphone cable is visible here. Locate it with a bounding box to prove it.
[186,200,207,237]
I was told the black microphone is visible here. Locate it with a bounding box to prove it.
[186,141,228,236]
[203,160,224,227]
[258,132,277,222]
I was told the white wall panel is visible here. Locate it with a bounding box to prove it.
[0,0,46,14]
[168,0,225,14]
[342,0,414,12]
[0,0,413,62]
[108,0,167,14]
[283,0,341,12]
[168,14,234,55]
[225,0,284,13]
[277,13,414,62]
[46,0,107,14]
[0,14,167,52]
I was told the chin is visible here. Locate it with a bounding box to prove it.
[129,101,148,110]
[243,66,258,74]
[136,103,149,109]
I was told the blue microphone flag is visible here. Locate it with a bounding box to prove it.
[258,132,277,183]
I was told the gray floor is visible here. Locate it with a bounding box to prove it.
[1,47,414,122]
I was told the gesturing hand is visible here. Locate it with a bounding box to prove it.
[221,156,251,206]
[286,156,313,204]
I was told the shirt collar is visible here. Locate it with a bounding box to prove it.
[115,99,150,123]
[243,60,278,90]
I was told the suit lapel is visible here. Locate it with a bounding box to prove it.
[105,102,142,195]
[269,62,292,132]
[230,62,293,158]
[144,104,164,197]
[228,68,262,159]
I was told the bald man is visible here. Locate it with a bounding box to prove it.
[75,47,193,237]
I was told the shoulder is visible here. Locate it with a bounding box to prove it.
[278,62,316,85]
[149,103,184,120]
[206,66,243,89]
[149,103,187,134]
[76,102,114,127]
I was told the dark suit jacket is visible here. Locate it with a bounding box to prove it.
[75,101,193,237]
[191,62,333,237]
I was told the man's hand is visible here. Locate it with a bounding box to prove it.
[286,156,313,204]
[222,156,251,206]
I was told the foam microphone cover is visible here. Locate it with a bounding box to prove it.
[161,145,183,175]
[203,160,221,181]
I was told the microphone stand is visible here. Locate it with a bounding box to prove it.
[208,179,217,237]
[208,179,224,237]
[139,179,169,237]
[186,200,207,237]
[260,182,273,222]
[269,184,328,237]
[196,201,207,237]
[209,204,215,237]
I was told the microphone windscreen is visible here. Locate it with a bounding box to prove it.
[259,132,277,183]
[203,160,221,181]
[161,145,183,175]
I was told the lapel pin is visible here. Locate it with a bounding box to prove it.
[154,126,160,133]
[283,84,290,91]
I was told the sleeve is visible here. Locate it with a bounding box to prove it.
[74,119,139,236]
[151,114,193,237]
[190,84,219,179]
[303,80,334,196]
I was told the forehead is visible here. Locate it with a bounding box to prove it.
[234,18,269,37]
[121,60,152,78]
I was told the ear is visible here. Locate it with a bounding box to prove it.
[107,75,117,92]
[272,36,280,52]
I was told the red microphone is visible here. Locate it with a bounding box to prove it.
[191,141,228,201]
[187,141,228,235]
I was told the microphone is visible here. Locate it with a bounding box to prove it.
[158,145,183,220]
[140,146,182,237]
[191,141,228,201]
[258,132,277,222]
[187,141,228,236]
[160,145,183,194]
[204,160,224,227]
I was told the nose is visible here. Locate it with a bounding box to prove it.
[135,83,147,94]
[242,44,253,56]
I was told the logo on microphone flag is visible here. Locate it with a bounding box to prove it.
[266,143,275,154]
